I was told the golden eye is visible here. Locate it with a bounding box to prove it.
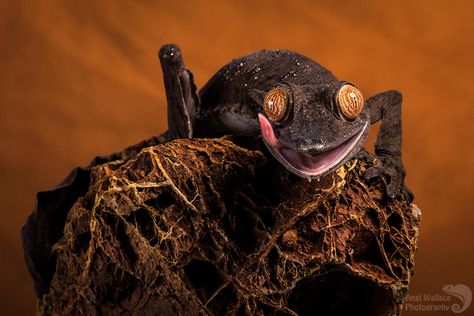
[263,86,289,122]
[337,84,364,119]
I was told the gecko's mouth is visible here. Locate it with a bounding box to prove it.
[258,114,368,179]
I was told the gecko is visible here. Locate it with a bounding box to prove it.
[158,44,412,201]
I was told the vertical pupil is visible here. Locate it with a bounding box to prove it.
[348,91,358,110]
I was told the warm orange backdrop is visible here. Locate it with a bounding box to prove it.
[1,1,473,314]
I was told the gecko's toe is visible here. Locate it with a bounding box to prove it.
[387,181,414,203]
[401,187,414,203]
[386,181,399,199]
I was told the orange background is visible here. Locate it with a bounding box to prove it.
[1,1,473,314]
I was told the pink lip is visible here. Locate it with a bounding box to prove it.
[258,114,366,176]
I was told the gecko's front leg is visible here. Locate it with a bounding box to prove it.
[365,90,413,202]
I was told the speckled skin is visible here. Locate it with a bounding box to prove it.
[158,44,412,201]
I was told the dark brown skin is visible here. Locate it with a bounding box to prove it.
[158,44,413,201]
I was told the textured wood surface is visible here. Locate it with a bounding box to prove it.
[1,1,473,315]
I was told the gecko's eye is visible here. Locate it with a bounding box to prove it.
[263,86,291,122]
[336,84,364,120]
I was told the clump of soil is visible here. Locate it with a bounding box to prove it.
[22,135,420,315]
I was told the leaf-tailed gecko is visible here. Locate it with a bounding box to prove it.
[158,44,412,201]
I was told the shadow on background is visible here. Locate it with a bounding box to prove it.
[1,1,473,314]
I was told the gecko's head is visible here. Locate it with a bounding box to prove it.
[255,82,370,179]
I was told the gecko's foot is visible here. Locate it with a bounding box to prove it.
[364,156,414,203]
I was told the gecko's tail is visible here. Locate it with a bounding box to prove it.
[159,44,200,139]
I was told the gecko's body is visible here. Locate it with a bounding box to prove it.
[159,44,412,200]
